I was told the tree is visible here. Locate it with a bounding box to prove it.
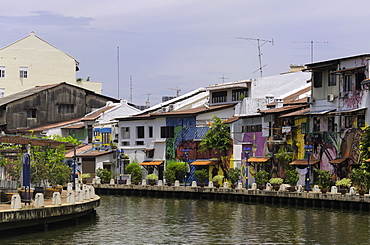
[199,115,231,154]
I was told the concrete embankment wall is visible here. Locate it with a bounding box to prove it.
[0,196,100,231]
[95,184,370,211]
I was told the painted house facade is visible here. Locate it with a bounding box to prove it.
[0,32,102,96]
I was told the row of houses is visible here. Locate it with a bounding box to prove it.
[1,32,369,186]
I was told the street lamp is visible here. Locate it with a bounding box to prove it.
[244,147,251,189]
[304,144,313,193]
[182,149,190,187]
[117,149,124,184]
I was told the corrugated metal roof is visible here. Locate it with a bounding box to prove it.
[140,161,164,166]
[279,108,310,118]
[260,104,307,114]
[190,160,217,166]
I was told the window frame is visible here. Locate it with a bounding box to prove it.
[345,115,352,128]
[358,114,365,128]
[356,72,365,90]
[0,66,5,78]
[26,108,37,118]
[344,74,352,92]
[136,126,145,139]
[19,67,28,78]
[328,70,336,86]
[313,71,322,88]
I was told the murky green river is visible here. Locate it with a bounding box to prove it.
[2,195,370,244]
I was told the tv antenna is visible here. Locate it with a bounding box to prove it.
[168,87,181,97]
[220,74,228,83]
[143,93,152,107]
[129,75,133,103]
[293,40,329,63]
[237,37,273,77]
[117,46,120,99]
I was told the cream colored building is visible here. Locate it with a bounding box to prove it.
[0,32,102,97]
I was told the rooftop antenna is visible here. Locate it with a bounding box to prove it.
[144,93,152,107]
[237,37,273,77]
[168,87,181,97]
[130,75,133,103]
[293,40,329,63]
[220,74,228,83]
[117,46,120,99]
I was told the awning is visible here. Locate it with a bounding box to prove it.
[190,160,217,166]
[329,158,348,164]
[331,108,367,114]
[304,109,335,115]
[365,159,370,163]
[140,161,164,166]
[248,157,270,163]
[330,66,366,74]
[290,159,320,166]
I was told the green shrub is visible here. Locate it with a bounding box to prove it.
[269,178,284,185]
[255,170,269,186]
[285,169,299,186]
[96,168,111,182]
[212,175,224,183]
[228,168,241,184]
[315,169,332,189]
[146,173,158,180]
[166,160,186,181]
[194,169,208,183]
[125,162,142,182]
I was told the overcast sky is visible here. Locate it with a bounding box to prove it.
[0,1,368,105]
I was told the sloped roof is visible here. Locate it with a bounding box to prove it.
[259,104,307,114]
[0,82,119,108]
[223,116,240,124]
[279,108,310,118]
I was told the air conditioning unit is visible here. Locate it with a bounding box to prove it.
[168,104,174,112]
[327,94,334,102]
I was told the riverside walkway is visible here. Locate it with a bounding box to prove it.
[0,188,100,231]
[95,183,370,212]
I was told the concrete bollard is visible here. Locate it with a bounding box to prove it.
[191,181,197,187]
[90,186,95,198]
[110,179,115,185]
[67,183,73,191]
[76,183,81,191]
[331,186,338,194]
[174,180,180,187]
[142,179,147,186]
[88,186,93,199]
[76,189,83,202]
[126,179,131,185]
[34,193,44,207]
[52,192,61,205]
[297,185,303,193]
[158,180,163,186]
[266,183,272,191]
[237,182,243,189]
[313,185,320,193]
[11,194,22,209]
[66,190,75,204]
[223,182,228,188]
[208,181,214,188]
[349,187,356,195]
[251,183,257,190]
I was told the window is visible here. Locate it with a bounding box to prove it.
[121,127,130,139]
[358,115,365,127]
[242,125,262,132]
[313,71,322,88]
[211,91,227,104]
[313,117,320,132]
[148,126,153,138]
[19,67,28,78]
[58,104,74,113]
[93,130,100,136]
[26,108,37,118]
[232,88,248,101]
[301,123,306,134]
[135,141,144,145]
[344,75,352,92]
[327,117,335,132]
[356,72,365,90]
[328,70,336,86]
[345,116,352,128]
[136,126,145,138]
[0,67,5,78]
[102,132,110,144]
[161,126,174,138]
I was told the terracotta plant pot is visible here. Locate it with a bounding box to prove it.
[340,188,347,195]
[231,184,236,189]
[359,190,366,196]
[273,185,280,191]
[200,183,205,188]
[258,185,264,190]
[321,188,328,194]
[289,186,296,192]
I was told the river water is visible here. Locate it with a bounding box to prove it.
[2,195,370,244]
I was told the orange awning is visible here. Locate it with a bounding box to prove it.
[190,160,217,166]
[290,159,320,166]
[365,159,370,163]
[140,161,164,166]
[329,158,348,164]
[248,157,270,163]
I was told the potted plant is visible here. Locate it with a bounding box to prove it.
[336,178,352,194]
[254,170,269,190]
[146,173,158,186]
[351,166,369,195]
[164,168,176,186]
[194,169,208,187]
[315,169,332,193]
[228,168,241,189]
[285,169,299,191]
[269,178,284,191]
[96,168,112,184]
[125,161,142,184]
[212,175,224,188]
[81,173,91,184]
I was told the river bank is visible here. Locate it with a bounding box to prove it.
[95,183,370,211]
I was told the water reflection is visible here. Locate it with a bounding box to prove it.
[1,195,370,244]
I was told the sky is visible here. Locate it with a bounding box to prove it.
[0,1,369,105]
